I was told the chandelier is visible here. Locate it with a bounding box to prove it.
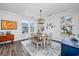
[38,10,44,24]
[37,10,45,33]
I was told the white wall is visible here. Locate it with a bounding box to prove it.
[1,8,79,42]
[0,10,32,41]
[44,8,79,41]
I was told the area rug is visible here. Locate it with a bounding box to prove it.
[21,40,61,56]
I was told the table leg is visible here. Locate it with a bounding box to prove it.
[37,43,39,49]
[41,42,42,48]
[44,38,45,48]
[46,39,48,48]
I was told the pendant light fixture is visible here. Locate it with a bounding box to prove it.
[38,10,44,24]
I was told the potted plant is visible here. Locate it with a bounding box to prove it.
[0,32,4,37]
[6,31,12,35]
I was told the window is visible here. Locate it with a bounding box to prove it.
[22,21,29,33]
[22,23,28,33]
[30,21,36,32]
[22,20,36,33]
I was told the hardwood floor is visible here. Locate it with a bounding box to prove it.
[0,41,30,56]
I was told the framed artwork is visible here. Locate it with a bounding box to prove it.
[61,16,72,35]
[1,20,17,30]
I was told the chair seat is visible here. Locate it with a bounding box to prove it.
[32,39,42,44]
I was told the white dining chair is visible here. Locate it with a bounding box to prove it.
[47,33,53,48]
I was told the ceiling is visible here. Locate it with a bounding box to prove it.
[0,3,79,19]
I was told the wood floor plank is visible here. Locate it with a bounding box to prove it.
[15,42,26,56]
[0,45,3,55]
[11,43,17,56]
[6,44,10,56]
[2,45,7,56]
[0,45,5,56]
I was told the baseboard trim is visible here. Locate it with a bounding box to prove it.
[14,38,30,42]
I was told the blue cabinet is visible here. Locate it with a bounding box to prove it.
[61,44,79,56]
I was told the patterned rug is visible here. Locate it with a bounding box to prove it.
[21,40,61,56]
